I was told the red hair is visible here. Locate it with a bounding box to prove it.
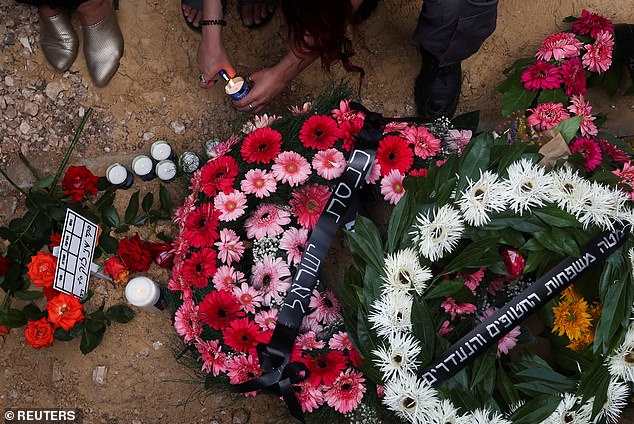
[280,0,364,78]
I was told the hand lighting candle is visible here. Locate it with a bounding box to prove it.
[124,276,165,313]
[155,159,177,182]
[105,163,134,189]
[131,155,156,181]
[219,70,250,101]
[150,140,176,162]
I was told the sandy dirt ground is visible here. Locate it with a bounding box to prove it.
[1,0,634,423]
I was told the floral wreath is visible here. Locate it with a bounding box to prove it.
[168,94,472,418]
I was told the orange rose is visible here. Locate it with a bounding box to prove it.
[47,293,84,331]
[103,257,130,284]
[27,251,57,288]
[24,318,55,349]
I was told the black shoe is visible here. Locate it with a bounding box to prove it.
[414,48,462,121]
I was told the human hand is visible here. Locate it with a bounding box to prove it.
[233,67,288,113]
[197,41,236,89]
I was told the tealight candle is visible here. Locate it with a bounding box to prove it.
[219,70,250,101]
[124,276,164,313]
[105,163,134,189]
[150,140,176,162]
[155,159,177,182]
[131,155,156,181]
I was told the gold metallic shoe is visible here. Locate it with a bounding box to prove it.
[82,8,124,87]
[39,11,79,71]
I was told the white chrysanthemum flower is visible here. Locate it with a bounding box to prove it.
[620,209,634,232]
[607,339,634,382]
[591,378,629,424]
[410,205,464,262]
[428,399,471,424]
[550,167,591,214]
[504,158,553,215]
[457,170,507,226]
[383,248,433,295]
[542,393,591,424]
[383,373,440,423]
[507,400,525,415]
[468,408,512,424]
[368,292,413,338]
[372,332,421,380]
[575,183,627,230]
[630,248,634,279]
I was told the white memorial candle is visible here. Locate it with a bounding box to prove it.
[156,160,177,182]
[106,163,133,188]
[150,140,173,162]
[131,155,155,181]
[125,276,163,313]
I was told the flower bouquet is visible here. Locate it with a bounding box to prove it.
[339,112,634,423]
[0,109,174,353]
[169,88,474,420]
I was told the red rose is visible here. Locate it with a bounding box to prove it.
[103,257,130,284]
[49,232,62,250]
[26,251,57,288]
[117,234,153,272]
[150,242,174,269]
[0,256,11,276]
[62,166,99,203]
[0,325,10,335]
[46,293,84,331]
[24,318,55,349]
[42,286,61,301]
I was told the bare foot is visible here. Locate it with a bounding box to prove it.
[39,5,63,18]
[240,2,275,27]
[182,4,202,29]
[76,0,112,26]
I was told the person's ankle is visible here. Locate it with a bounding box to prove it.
[76,0,111,26]
[39,5,63,18]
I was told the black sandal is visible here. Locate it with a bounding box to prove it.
[238,0,277,30]
[182,0,226,33]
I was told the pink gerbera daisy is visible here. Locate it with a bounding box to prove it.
[241,168,277,198]
[195,340,228,376]
[383,121,409,134]
[226,354,262,391]
[174,299,202,344]
[232,282,263,314]
[299,114,341,150]
[293,381,324,413]
[214,228,245,265]
[244,204,291,239]
[570,137,602,171]
[535,32,583,61]
[572,10,614,38]
[308,289,342,324]
[560,57,587,96]
[279,227,309,265]
[567,95,597,137]
[447,129,472,155]
[251,255,291,305]
[290,184,331,230]
[401,125,442,159]
[312,148,346,180]
[479,308,520,357]
[183,203,220,248]
[441,297,477,320]
[271,151,312,187]
[323,369,366,414]
[214,190,247,222]
[582,30,613,73]
[438,320,454,336]
[181,247,217,289]
[460,268,485,295]
[520,61,563,91]
[296,331,326,350]
[212,265,246,291]
[328,331,354,351]
[526,102,571,131]
[173,195,196,227]
[380,170,405,205]
[254,309,278,331]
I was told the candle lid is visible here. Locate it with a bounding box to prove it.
[156,160,177,180]
[125,276,160,306]
[151,140,172,161]
[106,163,127,185]
[132,155,153,175]
[225,77,244,95]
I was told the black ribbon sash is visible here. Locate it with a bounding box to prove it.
[231,107,384,422]
[419,226,629,386]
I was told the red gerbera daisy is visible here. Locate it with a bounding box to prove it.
[598,138,630,164]
[572,9,614,38]
[200,156,239,197]
[339,116,364,152]
[181,247,217,289]
[198,290,245,330]
[375,135,414,176]
[240,127,283,164]
[303,350,347,386]
[222,317,263,353]
[561,57,587,97]
[183,203,221,248]
[290,184,331,229]
[299,114,340,150]
[520,61,563,91]
[570,137,602,171]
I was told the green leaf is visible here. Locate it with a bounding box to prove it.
[80,321,106,354]
[386,191,415,253]
[159,184,173,214]
[594,278,628,354]
[562,15,576,23]
[33,175,55,189]
[133,215,149,226]
[470,348,496,394]
[94,187,117,210]
[355,310,377,358]
[105,305,136,323]
[101,205,120,228]
[501,84,538,117]
[22,304,46,321]
[142,192,154,213]
[362,265,382,311]
[99,232,118,255]
[507,395,561,424]
[345,215,385,273]
[451,110,480,132]
[424,279,464,299]
[0,226,16,242]
[455,133,492,198]
[537,89,568,105]
[410,295,435,365]
[496,365,519,405]
[54,324,83,341]
[2,262,25,292]
[533,207,581,228]
[204,373,215,389]
[124,191,140,224]
[552,115,583,142]
[0,309,27,327]
[523,249,551,274]
[156,232,173,243]
[13,290,44,301]
[440,237,499,276]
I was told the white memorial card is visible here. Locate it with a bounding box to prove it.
[53,209,99,298]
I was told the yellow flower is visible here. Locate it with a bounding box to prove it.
[567,328,594,352]
[561,286,582,302]
[552,298,592,341]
